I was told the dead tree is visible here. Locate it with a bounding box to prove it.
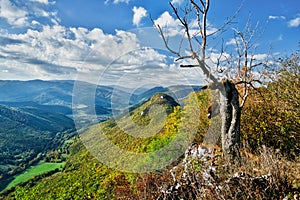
[154,0,265,161]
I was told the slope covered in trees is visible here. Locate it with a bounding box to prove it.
[0,104,75,190]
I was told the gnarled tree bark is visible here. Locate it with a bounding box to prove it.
[219,80,241,161]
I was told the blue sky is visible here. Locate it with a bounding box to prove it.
[0,0,299,87]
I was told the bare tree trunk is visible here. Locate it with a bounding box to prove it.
[219,79,241,161]
[155,0,245,162]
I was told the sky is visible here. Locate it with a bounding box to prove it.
[0,0,299,87]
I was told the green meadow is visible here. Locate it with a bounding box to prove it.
[5,162,64,191]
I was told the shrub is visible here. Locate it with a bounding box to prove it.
[241,52,300,159]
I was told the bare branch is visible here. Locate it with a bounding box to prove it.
[240,88,248,108]
[235,79,262,86]
[199,0,205,8]
[191,0,203,14]
[180,64,200,68]
[207,1,243,37]
[180,60,219,83]
[250,61,263,69]
[175,55,194,61]
[155,24,181,57]
[169,2,186,27]
[214,39,227,73]
[201,0,209,60]
[170,2,195,54]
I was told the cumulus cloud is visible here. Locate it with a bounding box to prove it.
[0,22,206,86]
[154,12,180,29]
[0,1,206,86]
[132,6,147,27]
[0,23,180,85]
[154,11,182,37]
[288,16,300,27]
[0,0,28,26]
[154,11,218,39]
[0,0,59,27]
[2,25,141,67]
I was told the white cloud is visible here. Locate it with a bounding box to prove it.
[269,14,300,28]
[29,0,52,5]
[132,6,147,27]
[154,12,219,39]
[31,20,40,25]
[0,0,60,28]
[154,11,182,37]
[105,0,131,4]
[0,23,205,86]
[154,12,180,28]
[252,53,268,61]
[29,4,60,26]
[0,0,206,87]
[209,52,231,63]
[288,16,300,27]
[194,26,218,37]
[0,0,28,26]
[170,0,185,5]
[0,24,144,82]
[226,38,236,46]
[114,0,130,3]
[268,15,286,20]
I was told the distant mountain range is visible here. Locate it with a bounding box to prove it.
[0,80,203,119]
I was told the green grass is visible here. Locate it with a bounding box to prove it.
[5,162,65,190]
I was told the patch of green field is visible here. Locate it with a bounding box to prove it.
[5,162,65,190]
